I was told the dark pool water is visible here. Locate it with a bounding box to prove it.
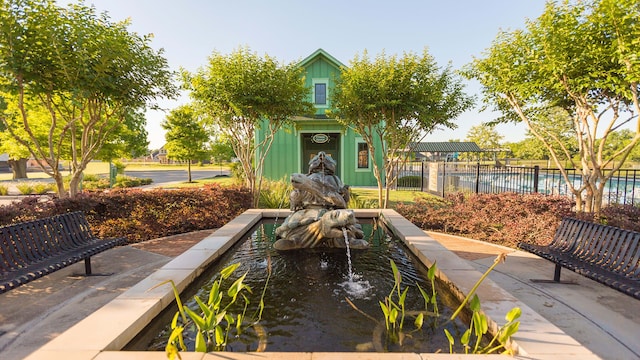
[128,220,469,353]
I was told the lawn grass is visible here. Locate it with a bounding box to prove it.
[350,187,434,207]
[164,178,430,206]
[163,176,237,188]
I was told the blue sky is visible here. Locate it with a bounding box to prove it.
[80,0,548,149]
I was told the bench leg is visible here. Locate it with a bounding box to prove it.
[553,263,561,282]
[530,263,578,284]
[85,257,92,275]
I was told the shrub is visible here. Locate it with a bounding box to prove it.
[396,192,575,248]
[0,184,8,195]
[82,174,101,182]
[259,177,292,209]
[32,182,54,194]
[594,204,640,232]
[112,160,126,174]
[15,182,34,195]
[348,192,377,209]
[0,184,252,243]
[397,175,421,188]
[113,175,152,188]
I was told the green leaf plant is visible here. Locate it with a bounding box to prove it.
[446,253,521,355]
[152,261,271,359]
[347,254,520,354]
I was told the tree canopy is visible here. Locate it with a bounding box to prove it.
[162,105,210,182]
[332,49,474,207]
[465,0,640,213]
[186,47,313,206]
[0,0,175,196]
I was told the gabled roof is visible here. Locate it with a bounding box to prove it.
[298,48,346,69]
[409,142,482,153]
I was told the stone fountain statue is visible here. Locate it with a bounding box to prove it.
[273,151,370,251]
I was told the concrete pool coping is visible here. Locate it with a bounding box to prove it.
[24,209,599,360]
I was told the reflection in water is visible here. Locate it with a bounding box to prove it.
[140,220,467,353]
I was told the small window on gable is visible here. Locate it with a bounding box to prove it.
[357,142,369,169]
[315,83,327,105]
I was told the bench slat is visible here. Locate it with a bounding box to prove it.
[519,217,640,300]
[0,211,127,294]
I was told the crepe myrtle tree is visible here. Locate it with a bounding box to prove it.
[465,0,640,213]
[186,47,313,206]
[0,0,176,197]
[332,49,474,208]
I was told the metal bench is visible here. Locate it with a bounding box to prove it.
[518,217,640,300]
[0,211,127,294]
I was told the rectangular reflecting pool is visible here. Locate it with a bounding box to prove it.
[25,209,591,360]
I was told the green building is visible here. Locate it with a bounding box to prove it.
[258,49,383,186]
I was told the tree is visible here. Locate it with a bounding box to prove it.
[162,105,210,182]
[209,135,235,164]
[465,0,640,213]
[332,49,474,208]
[465,124,504,161]
[0,98,29,179]
[96,109,150,162]
[186,47,313,206]
[0,0,175,197]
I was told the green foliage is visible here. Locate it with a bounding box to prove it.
[0,184,8,195]
[447,254,521,355]
[258,177,291,209]
[209,137,235,163]
[32,182,53,194]
[396,175,421,189]
[465,124,504,160]
[0,0,175,198]
[111,175,152,188]
[332,48,474,208]
[465,0,640,213]
[186,46,313,206]
[373,259,519,354]
[162,105,210,165]
[347,192,378,209]
[112,160,126,175]
[158,262,270,356]
[15,182,33,195]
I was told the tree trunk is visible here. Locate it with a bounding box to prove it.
[188,160,192,182]
[65,170,82,198]
[8,158,28,179]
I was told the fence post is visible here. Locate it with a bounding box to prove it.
[475,162,480,193]
[533,165,539,193]
[420,160,425,192]
[441,162,446,197]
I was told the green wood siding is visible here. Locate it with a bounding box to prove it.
[257,49,383,187]
[304,56,341,116]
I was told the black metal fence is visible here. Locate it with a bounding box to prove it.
[393,161,640,207]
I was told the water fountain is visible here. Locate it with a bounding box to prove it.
[273,151,368,251]
[24,154,589,358]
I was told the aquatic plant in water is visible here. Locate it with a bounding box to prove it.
[155,261,270,359]
[349,253,521,354]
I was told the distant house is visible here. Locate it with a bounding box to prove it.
[155,147,168,164]
[0,153,9,168]
[257,49,383,186]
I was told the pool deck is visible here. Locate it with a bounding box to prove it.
[0,210,638,360]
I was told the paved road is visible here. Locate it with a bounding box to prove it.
[124,169,229,186]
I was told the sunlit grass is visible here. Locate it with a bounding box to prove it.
[0,162,231,181]
[163,176,237,188]
[350,187,435,207]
